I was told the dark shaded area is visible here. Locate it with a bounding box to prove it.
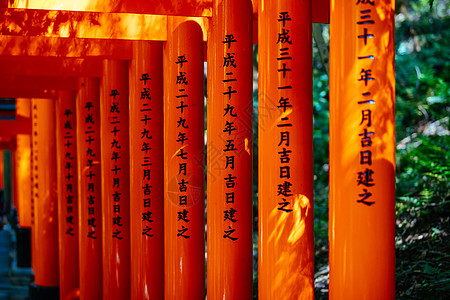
[0,228,31,300]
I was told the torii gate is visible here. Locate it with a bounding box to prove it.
[0,0,395,299]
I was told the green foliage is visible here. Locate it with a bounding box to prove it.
[395,0,450,230]
[395,0,450,139]
[395,0,450,298]
[396,135,449,214]
[312,58,330,273]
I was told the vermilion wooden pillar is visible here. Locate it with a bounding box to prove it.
[258,0,314,298]
[15,98,32,229]
[14,99,33,268]
[77,77,103,300]
[56,91,80,300]
[30,98,60,297]
[207,0,253,298]
[164,19,205,299]
[100,60,131,300]
[329,0,396,299]
[129,41,164,300]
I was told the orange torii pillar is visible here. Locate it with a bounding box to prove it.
[129,41,164,299]
[329,0,396,299]
[76,77,103,300]
[56,91,80,300]
[164,19,205,299]
[100,60,131,300]
[30,98,60,300]
[15,98,32,268]
[207,0,253,298]
[15,99,32,228]
[258,0,314,298]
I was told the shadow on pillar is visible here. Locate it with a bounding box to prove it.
[29,283,59,300]
[16,227,31,268]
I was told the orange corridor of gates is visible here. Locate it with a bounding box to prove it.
[0,0,395,299]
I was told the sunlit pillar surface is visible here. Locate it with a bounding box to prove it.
[129,41,164,300]
[77,77,103,300]
[100,60,131,300]
[329,0,396,299]
[207,0,254,298]
[14,99,32,269]
[164,19,205,300]
[31,98,59,288]
[258,0,314,298]
[15,98,32,228]
[56,91,80,300]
